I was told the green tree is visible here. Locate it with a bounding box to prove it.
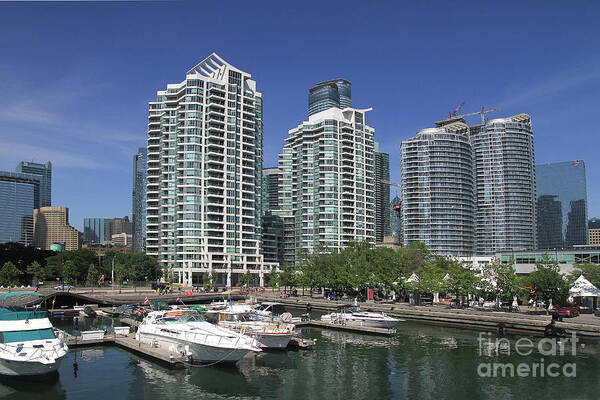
[481,259,520,305]
[87,263,100,285]
[0,262,22,287]
[62,260,78,285]
[400,241,430,273]
[26,261,46,284]
[526,256,569,304]
[115,263,130,284]
[202,273,214,292]
[239,272,253,287]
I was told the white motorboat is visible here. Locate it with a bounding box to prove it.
[0,292,68,376]
[136,309,261,363]
[253,302,303,324]
[209,304,295,349]
[321,305,401,329]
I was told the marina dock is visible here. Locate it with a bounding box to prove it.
[260,296,600,339]
[296,320,396,336]
[114,334,190,368]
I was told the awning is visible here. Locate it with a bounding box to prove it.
[569,275,600,297]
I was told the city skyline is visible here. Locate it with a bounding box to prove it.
[1,2,600,230]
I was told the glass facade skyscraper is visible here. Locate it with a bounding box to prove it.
[83,218,110,244]
[536,160,588,249]
[0,171,40,245]
[15,161,51,207]
[471,114,537,254]
[401,122,474,255]
[374,147,390,242]
[280,88,376,264]
[146,53,274,286]
[132,147,147,253]
[308,79,352,117]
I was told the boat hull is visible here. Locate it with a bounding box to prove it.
[321,315,400,329]
[254,333,293,349]
[136,332,254,363]
[0,354,66,376]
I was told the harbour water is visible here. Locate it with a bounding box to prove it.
[1,316,600,399]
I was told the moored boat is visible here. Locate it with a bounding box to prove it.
[210,304,295,349]
[0,292,68,376]
[321,305,401,329]
[136,309,261,363]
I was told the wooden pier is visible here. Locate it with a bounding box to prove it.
[114,334,190,368]
[297,320,396,336]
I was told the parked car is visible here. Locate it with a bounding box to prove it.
[553,303,580,318]
[54,285,75,291]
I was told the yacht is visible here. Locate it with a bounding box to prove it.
[209,304,295,349]
[321,305,401,329]
[0,292,68,376]
[136,309,261,363]
[253,302,303,324]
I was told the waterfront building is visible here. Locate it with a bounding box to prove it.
[83,217,110,244]
[15,161,51,207]
[374,146,390,243]
[261,167,280,214]
[401,121,474,256]
[132,148,147,253]
[308,79,352,117]
[536,161,588,249]
[279,80,376,263]
[390,195,402,244]
[104,217,132,242]
[470,114,537,254]
[0,171,40,245]
[146,53,274,286]
[33,206,80,251]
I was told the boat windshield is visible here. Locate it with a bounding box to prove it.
[345,307,362,313]
[0,328,56,343]
[156,312,204,324]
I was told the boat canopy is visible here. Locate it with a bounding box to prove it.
[0,308,48,321]
[0,292,44,300]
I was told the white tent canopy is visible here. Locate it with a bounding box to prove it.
[405,273,419,283]
[569,275,600,297]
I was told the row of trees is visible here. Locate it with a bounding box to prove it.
[268,241,583,305]
[0,243,161,287]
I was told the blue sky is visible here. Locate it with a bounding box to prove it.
[1,1,599,231]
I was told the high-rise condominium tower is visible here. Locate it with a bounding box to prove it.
[308,79,352,117]
[401,121,474,255]
[374,146,390,242]
[132,148,147,253]
[280,80,376,263]
[471,114,536,254]
[146,53,272,286]
[16,161,51,207]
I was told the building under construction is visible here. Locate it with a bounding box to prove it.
[400,105,537,256]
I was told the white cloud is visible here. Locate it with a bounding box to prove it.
[0,142,123,171]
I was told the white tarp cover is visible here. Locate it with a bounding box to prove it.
[569,275,600,297]
[405,273,419,283]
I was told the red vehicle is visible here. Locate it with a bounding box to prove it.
[553,303,580,318]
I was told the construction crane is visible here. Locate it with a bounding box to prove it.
[436,105,500,126]
[449,101,466,118]
[458,105,500,124]
[382,179,401,188]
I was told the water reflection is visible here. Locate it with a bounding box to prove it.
[1,317,599,399]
